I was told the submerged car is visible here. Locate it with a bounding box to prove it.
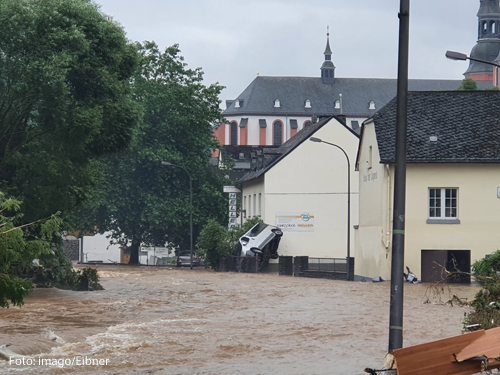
[176,251,200,267]
[238,223,283,260]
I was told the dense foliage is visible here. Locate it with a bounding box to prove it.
[0,194,62,308]
[78,42,229,264]
[472,251,500,281]
[456,77,479,91]
[456,77,499,91]
[0,0,140,222]
[198,217,262,270]
[0,0,138,306]
[464,252,500,331]
[1,0,232,305]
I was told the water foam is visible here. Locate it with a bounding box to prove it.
[46,318,205,358]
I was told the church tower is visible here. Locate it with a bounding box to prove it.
[321,29,335,84]
[465,0,500,81]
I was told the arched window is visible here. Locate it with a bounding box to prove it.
[230,122,237,145]
[273,121,283,145]
[274,99,281,108]
[304,121,312,128]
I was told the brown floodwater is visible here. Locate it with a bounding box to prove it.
[0,265,480,374]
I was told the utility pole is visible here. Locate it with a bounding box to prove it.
[388,0,410,352]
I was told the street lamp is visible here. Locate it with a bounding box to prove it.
[446,50,500,86]
[161,161,193,270]
[309,136,351,281]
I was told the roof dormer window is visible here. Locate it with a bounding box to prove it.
[274,99,281,108]
[335,100,341,109]
[369,100,376,110]
[305,99,311,108]
[235,100,240,108]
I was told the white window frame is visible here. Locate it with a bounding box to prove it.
[248,195,251,217]
[368,146,373,169]
[427,188,459,224]
[243,196,247,217]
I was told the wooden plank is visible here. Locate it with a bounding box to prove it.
[456,326,500,363]
[392,330,485,375]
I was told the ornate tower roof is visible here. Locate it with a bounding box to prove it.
[478,0,500,16]
[321,27,335,84]
[465,0,500,77]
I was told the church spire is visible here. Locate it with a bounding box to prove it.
[477,0,500,39]
[321,27,335,84]
[464,0,500,80]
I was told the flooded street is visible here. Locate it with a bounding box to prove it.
[0,266,479,374]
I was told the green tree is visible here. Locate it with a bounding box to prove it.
[455,77,479,91]
[461,252,500,330]
[80,42,228,264]
[0,194,63,308]
[0,0,140,222]
[198,217,262,269]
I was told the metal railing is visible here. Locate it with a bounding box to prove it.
[307,257,348,273]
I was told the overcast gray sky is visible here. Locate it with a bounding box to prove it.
[96,0,480,103]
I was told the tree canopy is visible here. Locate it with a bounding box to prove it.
[79,42,229,264]
[456,77,479,91]
[0,0,140,222]
[0,0,141,307]
[455,77,499,91]
[0,194,63,308]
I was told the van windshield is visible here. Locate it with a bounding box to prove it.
[247,223,268,237]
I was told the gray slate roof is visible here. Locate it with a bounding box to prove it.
[239,116,359,183]
[371,91,500,164]
[465,39,500,75]
[223,76,493,118]
[478,0,500,15]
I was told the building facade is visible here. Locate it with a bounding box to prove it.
[355,91,500,282]
[239,117,360,260]
[215,28,491,148]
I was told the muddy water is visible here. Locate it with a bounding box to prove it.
[0,266,480,374]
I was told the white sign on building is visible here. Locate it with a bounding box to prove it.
[275,213,315,232]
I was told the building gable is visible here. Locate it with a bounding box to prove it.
[240,116,359,183]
